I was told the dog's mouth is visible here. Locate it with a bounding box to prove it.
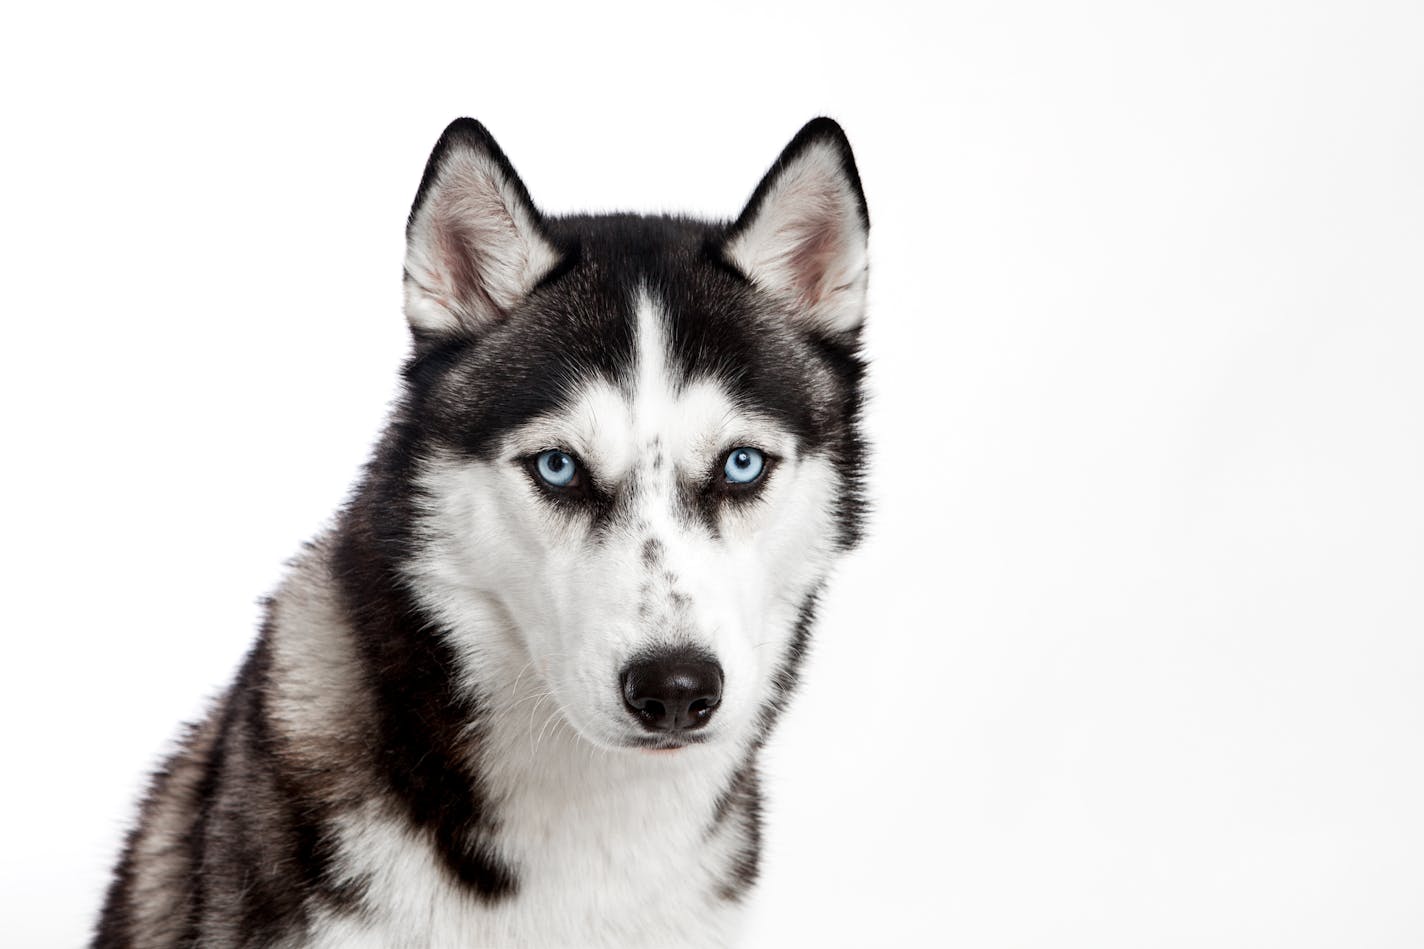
[620,733,711,752]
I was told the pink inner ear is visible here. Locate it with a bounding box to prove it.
[428,163,525,320]
[772,177,852,307]
[435,215,498,320]
[787,212,844,306]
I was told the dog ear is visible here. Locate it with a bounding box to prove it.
[403,119,562,338]
[723,118,869,336]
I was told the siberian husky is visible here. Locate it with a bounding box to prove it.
[95,117,870,948]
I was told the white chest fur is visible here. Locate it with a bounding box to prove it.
[309,686,755,949]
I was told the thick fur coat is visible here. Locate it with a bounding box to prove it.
[96,118,870,948]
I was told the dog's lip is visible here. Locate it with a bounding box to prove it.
[621,734,708,752]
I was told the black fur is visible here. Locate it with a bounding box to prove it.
[333,451,519,900]
[708,762,765,902]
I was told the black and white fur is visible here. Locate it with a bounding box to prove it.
[96,117,870,948]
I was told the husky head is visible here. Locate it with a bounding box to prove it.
[393,119,868,752]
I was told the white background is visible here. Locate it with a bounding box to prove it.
[3,2,1422,946]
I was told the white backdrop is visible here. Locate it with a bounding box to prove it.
[3,2,1422,946]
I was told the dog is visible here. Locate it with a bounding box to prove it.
[95,116,870,948]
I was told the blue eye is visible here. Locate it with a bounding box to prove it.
[535,449,579,488]
[723,447,766,485]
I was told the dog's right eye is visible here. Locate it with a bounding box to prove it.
[532,449,581,489]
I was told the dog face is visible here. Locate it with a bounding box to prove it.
[397,120,868,751]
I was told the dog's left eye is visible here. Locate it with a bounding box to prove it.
[533,449,581,489]
[722,447,766,485]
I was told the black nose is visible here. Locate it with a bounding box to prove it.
[620,651,724,732]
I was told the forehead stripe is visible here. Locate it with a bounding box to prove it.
[633,285,673,438]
